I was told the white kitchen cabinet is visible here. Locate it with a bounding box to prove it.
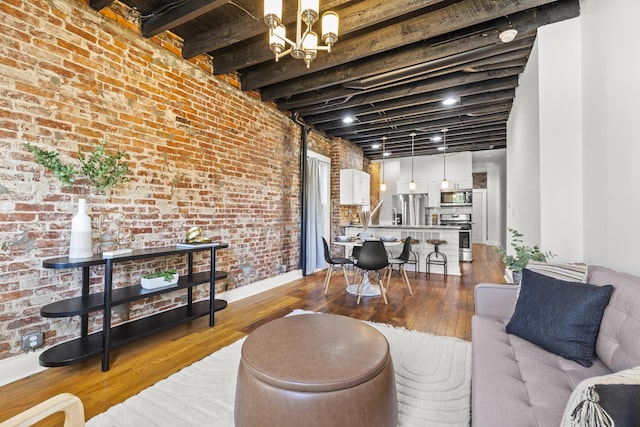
[428,180,441,207]
[340,169,370,206]
[396,181,428,194]
[457,178,473,190]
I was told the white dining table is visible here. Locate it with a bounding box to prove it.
[332,239,402,296]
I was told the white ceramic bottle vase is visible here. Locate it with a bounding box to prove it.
[69,198,93,259]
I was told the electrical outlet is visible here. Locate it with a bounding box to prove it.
[21,332,44,351]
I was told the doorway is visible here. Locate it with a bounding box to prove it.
[472,189,487,244]
[305,151,331,273]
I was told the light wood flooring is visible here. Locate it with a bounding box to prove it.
[0,244,506,425]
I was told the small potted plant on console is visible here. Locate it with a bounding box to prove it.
[141,269,179,290]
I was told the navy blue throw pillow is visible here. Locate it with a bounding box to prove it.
[506,269,614,367]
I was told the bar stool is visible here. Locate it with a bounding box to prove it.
[426,239,447,276]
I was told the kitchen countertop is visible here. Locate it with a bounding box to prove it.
[342,224,461,230]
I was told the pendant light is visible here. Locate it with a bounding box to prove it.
[380,136,387,192]
[409,132,416,192]
[441,128,449,189]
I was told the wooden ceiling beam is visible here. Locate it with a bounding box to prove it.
[260,0,578,100]
[326,102,513,138]
[288,68,521,114]
[373,135,507,157]
[316,89,515,131]
[366,135,508,158]
[89,0,114,10]
[235,0,562,90]
[364,130,507,152]
[304,79,518,124]
[141,0,229,38]
[211,0,449,73]
[354,123,507,145]
[330,112,511,142]
[183,0,441,59]
[260,34,535,101]
[259,0,578,99]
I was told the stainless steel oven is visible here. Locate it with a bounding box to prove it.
[439,213,473,262]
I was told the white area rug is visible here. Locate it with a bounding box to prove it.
[88,311,471,426]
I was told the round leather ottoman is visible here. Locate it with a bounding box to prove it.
[234,314,397,427]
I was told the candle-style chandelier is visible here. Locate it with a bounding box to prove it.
[264,0,339,68]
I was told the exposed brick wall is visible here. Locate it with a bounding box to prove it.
[0,0,368,360]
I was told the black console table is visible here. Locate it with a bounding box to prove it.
[39,244,228,371]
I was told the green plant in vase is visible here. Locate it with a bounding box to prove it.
[25,140,130,258]
[25,140,130,197]
[494,228,554,284]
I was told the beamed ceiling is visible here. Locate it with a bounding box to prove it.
[91,0,580,160]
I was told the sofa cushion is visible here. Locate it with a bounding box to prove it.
[506,269,614,367]
[588,266,640,372]
[472,316,612,427]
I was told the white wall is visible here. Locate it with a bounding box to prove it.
[537,18,584,262]
[581,0,640,273]
[507,0,640,275]
[506,40,541,248]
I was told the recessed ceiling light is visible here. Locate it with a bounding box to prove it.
[371,143,380,149]
[437,146,446,151]
[432,135,442,142]
[442,97,458,106]
[383,151,391,157]
[342,116,355,124]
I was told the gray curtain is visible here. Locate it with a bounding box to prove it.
[305,156,325,272]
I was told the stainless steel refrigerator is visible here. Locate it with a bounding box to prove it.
[392,194,427,226]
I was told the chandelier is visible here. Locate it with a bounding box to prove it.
[264,0,339,68]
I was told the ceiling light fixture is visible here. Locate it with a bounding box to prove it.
[441,128,449,189]
[499,28,518,43]
[442,97,458,106]
[342,116,354,124]
[371,143,380,149]
[380,136,387,192]
[409,132,416,192]
[264,0,339,68]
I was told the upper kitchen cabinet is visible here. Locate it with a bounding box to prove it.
[428,180,441,207]
[340,169,370,206]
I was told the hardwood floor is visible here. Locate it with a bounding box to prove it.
[0,244,505,425]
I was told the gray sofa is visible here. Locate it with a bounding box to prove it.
[471,265,640,426]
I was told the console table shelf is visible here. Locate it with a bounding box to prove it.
[40,299,227,367]
[39,244,228,371]
[41,271,228,317]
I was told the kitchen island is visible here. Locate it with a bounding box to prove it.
[341,225,461,276]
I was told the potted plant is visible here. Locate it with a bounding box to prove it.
[141,269,179,289]
[25,140,130,258]
[494,228,554,285]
